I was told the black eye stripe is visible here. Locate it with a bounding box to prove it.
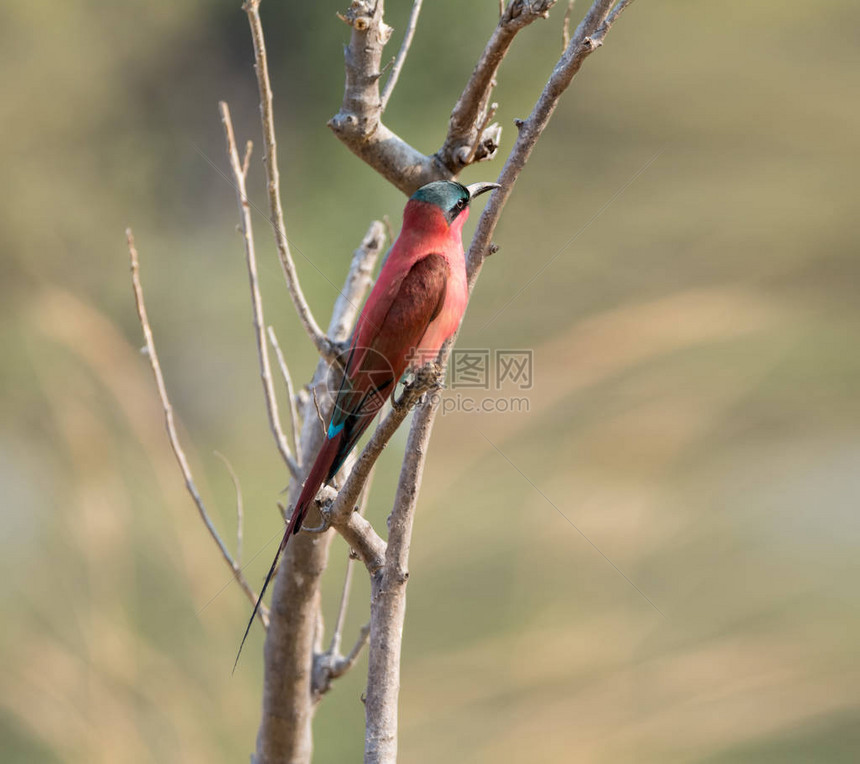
[444,195,469,224]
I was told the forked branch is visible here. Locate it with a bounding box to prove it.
[439,0,557,173]
[330,0,559,194]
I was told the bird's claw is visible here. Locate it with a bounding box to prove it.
[413,361,444,390]
[301,501,333,534]
[394,362,444,410]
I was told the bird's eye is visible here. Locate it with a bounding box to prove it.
[453,198,467,211]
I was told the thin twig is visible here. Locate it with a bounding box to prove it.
[466,0,632,277]
[438,0,557,172]
[126,228,268,628]
[331,623,371,678]
[243,0,331,358]
[379,0,423,112]
[214,450,244,565]
[329,468,375,657]
[313,475,375,696]
[462,101,499,167]
[603,0,635,28]
[267,326,302,462]
[311,387,326,438]
[219,101,301,482]
[330,556,356,658]
[241,139,253,177]
[562,0,576,50]
[328,220,387,343]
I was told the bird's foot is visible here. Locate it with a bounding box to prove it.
[394,362,444,410]
[301,499,334,534]
[413,361,444,391]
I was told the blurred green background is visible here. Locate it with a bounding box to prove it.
[2,0,859,761]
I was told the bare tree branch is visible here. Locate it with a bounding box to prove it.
[330,471,374,656]
[363,2,638,760]
[242,138,253,177]
[330,0,558,194]
[331,548,358,657]
[126,228,269,628]
[562,0,576,50]
[438,0,557,173]
[243,0,331,358]
[267,326,302,463]
[602,0,635,29]
[466,0,631,275]
[338,511,387,576]
[214,450,244,565]
[311,473,376,697]
[329,0,448,194]
[328,220,387,344]
[219,101,301,482]
[331,623,371,679]
[461,100,499,168]
[379,0,423,112]
[311,386,327,438]
[364,398,433,763]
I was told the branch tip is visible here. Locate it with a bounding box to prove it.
[220,102,301,481]
[244,0,331,358]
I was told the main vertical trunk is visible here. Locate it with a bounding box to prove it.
[363,396,440,763]
[254,364,334,764]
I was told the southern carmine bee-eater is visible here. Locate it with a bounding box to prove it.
[235,180,500,665]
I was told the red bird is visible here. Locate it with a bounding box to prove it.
[236,180,499,665]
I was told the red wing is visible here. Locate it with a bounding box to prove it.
[327,254,449,474]
[367,252,448,373]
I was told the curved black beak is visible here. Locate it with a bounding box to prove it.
[466,182,501,201]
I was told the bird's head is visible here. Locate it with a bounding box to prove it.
[407,180,500,233]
